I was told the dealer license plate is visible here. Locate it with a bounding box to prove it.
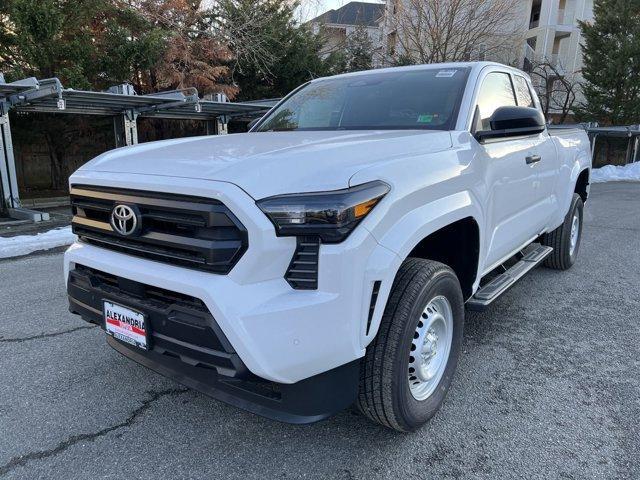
[103,301,148,350]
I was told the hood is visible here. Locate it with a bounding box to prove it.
[79,130,452,199]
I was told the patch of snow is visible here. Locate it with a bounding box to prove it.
[591,162,640,183]
[0,226,76,259]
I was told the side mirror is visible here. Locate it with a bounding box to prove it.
[474,106,545,142]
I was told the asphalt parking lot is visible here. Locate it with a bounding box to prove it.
[1,182,639,480]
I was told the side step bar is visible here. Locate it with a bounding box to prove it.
[466,244,553,311]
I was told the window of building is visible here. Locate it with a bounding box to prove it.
[530,0,541,28]
[387,31,397,56]
[477,44,487,61]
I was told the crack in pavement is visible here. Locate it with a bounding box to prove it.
[0,388,189,476]
[0,325,97,344]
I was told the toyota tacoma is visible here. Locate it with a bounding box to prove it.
[65,62,591,431]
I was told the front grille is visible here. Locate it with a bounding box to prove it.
[70,185,248,274]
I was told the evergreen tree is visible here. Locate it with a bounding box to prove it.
[393,53,417,67]
[344,24,374,72]
[577,0,640,124]
[219,0,340,100]
[0,0,168,90]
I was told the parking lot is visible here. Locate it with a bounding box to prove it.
[1,182,639,480]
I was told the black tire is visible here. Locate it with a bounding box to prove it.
[356,258,464,432]
[542,193,584,270]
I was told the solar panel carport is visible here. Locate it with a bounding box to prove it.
[0,74,277,220]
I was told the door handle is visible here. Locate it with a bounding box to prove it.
[526,155,541,165]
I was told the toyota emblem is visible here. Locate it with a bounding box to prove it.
[110,204,139,236]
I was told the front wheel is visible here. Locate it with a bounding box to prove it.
[356,258,464,432]
[542,193,584,270]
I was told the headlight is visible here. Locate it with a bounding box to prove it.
[256,181,390,243]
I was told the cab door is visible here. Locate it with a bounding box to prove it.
[512,74,561,227]
[472,71,546,269]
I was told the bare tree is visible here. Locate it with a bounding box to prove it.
[528,59,581,124]
[387,0,523,65]
[117,0,284,81]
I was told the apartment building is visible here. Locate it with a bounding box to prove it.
[380,0,593,118]
[382,0,593,74]
[524,0,594,75]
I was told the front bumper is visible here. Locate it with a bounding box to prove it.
[107,338,359,424]
[67,263,359,423]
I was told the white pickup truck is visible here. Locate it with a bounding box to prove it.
[65,62,591,431]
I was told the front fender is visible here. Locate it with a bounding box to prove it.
[360,191,484,345]
[374,191,482,261]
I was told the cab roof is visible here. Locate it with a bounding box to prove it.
[311,62,527,83]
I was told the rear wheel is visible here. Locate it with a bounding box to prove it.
[356,258,464,432]
[542,193,584,270]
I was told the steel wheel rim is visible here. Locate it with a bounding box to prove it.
[408,295,454,401]
[569,211,580,256]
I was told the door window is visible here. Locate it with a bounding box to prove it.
[513,75,536,108]
[474,72,517,131]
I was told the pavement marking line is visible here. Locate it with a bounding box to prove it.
[0,388,189,476]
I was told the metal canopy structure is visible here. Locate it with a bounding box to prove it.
[0,73,278,219]
[0,77,40,96]
[12,85,275,119]
[142,98,276,121]
[585,124,640,165]
[16,88,198,116]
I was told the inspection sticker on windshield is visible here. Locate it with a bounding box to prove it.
[436,70,457,78]
[104,301,148,350]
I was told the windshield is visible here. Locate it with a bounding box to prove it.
[255,67,470,132]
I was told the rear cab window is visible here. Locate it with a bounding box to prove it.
[513,75,536,108]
